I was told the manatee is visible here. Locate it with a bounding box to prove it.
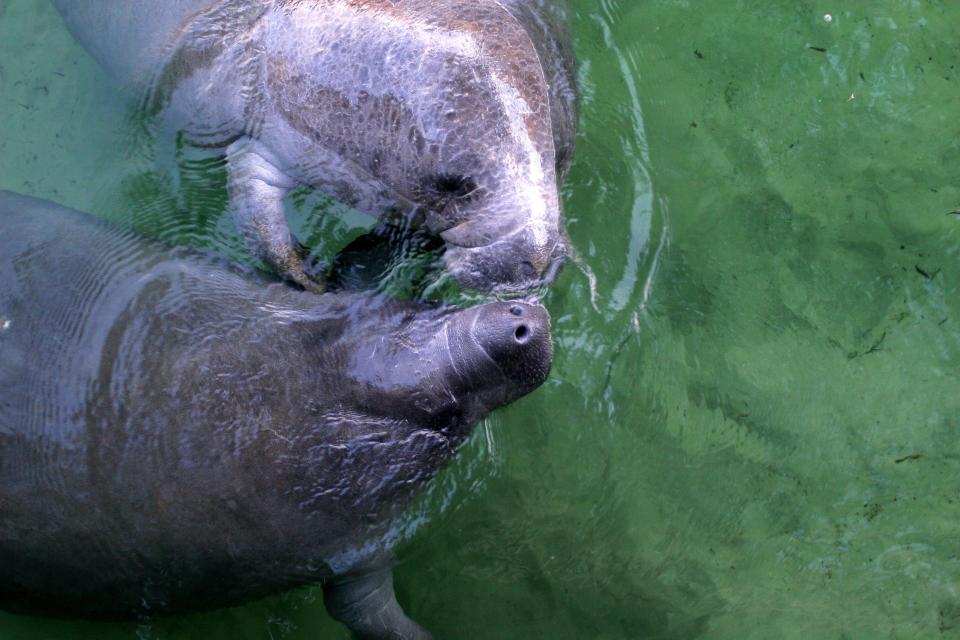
[51,0,579,293]
[0,191,552,639]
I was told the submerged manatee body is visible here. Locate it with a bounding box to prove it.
[51,0,578,293]
[0,192,552,639]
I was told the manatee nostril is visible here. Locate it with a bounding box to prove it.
[514,324,530,343]
[510,305,524,316]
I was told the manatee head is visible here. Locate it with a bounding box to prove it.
[413,47,570,294]
[410,5,571,293]
[280,296,551,548]
[340,299,552,443]
[420,169,568,294]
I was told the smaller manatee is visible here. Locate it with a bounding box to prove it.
[51,0,579,293]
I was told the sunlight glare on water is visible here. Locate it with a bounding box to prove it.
[1,0,959,638]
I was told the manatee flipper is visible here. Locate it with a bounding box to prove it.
[226,137,325,292]
[323,564,431,640]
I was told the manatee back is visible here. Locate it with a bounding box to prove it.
[0,192,316,616]
[0,192,163,614]
[0,192,150,448]
[51,0,220,86]
[0,190,304,497]
[498,0,579,173]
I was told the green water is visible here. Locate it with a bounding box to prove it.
[2,0,959,638]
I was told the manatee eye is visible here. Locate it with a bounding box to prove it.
[419,174,480,232]
[433,174,478,203]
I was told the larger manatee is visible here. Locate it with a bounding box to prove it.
[0,191,552,639]
[51,0,579,293]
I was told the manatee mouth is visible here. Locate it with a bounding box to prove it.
[442,237,567,294]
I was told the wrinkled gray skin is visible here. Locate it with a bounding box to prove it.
[0,192,552,640]
[51,0,578,294]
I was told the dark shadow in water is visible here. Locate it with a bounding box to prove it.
[326,219,446,299]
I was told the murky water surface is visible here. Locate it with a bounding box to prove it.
[2,1,959,638]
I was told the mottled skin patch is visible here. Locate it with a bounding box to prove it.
[52,0,578,293]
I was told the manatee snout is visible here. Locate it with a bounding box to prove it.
[447,300,552,395]
[472,301,552,388]
[443,231,568,293]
